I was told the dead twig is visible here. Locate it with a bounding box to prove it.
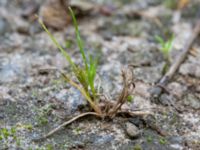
[150,14,200,98]
[117,110,152,116]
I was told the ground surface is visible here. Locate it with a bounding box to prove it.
[0,0,200,150]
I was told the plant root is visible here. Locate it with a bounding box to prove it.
[32,112,101,142]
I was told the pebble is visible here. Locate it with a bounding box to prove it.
[93,135,114,145]
[168,82,187,99]
[0,17,11,35]
[0,86,15,105]
[39,0,69,30]
[55,88,87,114]
[179,63,200,78]
[125,122,140,138]
[183,94,200,109]
[159,94,175,106]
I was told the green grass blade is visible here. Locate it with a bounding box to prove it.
[75,67,89,92]
[88,55,97,96]
[69,7,88,71]
[155,35,164,46]
[38,19,76,70]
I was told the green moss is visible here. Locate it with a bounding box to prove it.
[127,95,134,103]
[164,0,178,9]
[35,104,55,126]
[146,135,153,143]
[133,144,142,150]
[0,126,21,148]
[46,144,54,150]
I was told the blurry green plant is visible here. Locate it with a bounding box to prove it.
[159,137,167,145]
[0,127,21,148]
[133,144,142,150]
[39,7,101,114]
[164,0,178,9]
[155,34,174,62]
[127,95,134,103]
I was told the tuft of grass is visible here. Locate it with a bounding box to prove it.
[38,7,101,114]
[155,34,174,74]
[155,34,174,61]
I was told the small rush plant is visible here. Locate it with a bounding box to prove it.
[34,7,149,141]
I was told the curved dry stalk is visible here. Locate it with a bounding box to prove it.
[32,112,101,142]
[108,68,135,117]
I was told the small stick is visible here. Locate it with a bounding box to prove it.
[32,112,100,142]
[117,110,152,116]
[150,15,200,98]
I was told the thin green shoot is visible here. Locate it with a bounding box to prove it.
[127,95,134,103]
[155,34,174,61]
[68,7,98,98]
[69,7,88,71]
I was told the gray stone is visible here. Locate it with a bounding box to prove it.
[168,82,187,99]
[179,63,200,78]
[134,65,163,83]
[0,17,11,35]
[159,94,173,106]
[126,122,140,138]
[55,88,87,114]
[93,135,114,145]
[183,94,200,109]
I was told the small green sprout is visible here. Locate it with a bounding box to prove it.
[10,127,17,135]
[155,34,174,61]
[127,95,134,103]
[1,128,10,139]
[38,7,101,114]
[73,127,82,135]
[146,135,153,143]
[159,137,167,145]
